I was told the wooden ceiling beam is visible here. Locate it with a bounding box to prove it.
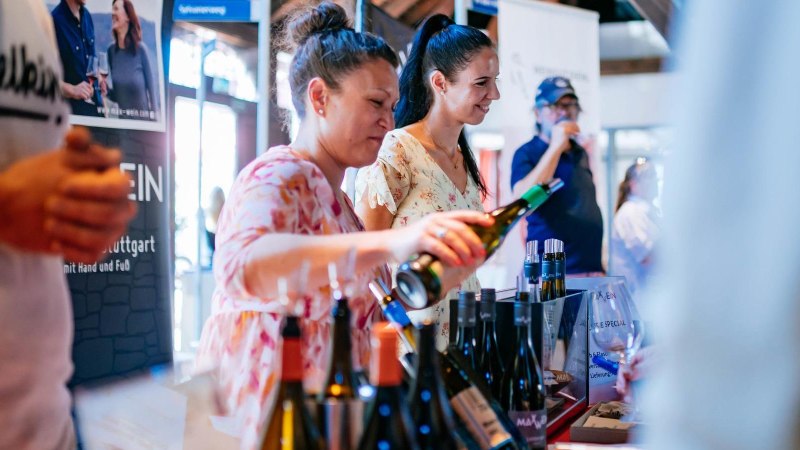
[400,0,450,26]
[600,57,664,75]
[627,0,673,43]
[383,0,421,18]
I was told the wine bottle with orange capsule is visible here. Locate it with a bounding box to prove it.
[356,323,420,450]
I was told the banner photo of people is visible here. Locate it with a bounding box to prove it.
[46,0,166,131]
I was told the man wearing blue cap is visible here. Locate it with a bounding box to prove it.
[510,76,604,276]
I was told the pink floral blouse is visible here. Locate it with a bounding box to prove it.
[355,129,485,350]
[195,146,386,449]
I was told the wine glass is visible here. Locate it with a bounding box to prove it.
[85,56,98,104]
[590,280,644,419]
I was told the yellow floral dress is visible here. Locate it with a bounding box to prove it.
[195,146,387,449]
[356,129,484,350]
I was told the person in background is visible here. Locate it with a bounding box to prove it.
[101,0,160,121]
[0,3,137,449]
[51,0,103,116]
[204,186,225,263]
[610,158,661,296]
[510,76,603,276]
[192,4,490,448]
[355,14,499,349]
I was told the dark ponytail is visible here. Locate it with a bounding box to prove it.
[394,14,492,196]
[616,159,651,212]
[284,2,398,118]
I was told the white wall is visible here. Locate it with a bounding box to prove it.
[599,72,676,129]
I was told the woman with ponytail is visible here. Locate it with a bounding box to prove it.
[610,158,661,296]
[356,15,500,349]
[193,4,491,447]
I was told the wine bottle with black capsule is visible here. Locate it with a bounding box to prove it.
[356,323,420,450]
[260,317,324,450]
[409,323,466,450]
[477,288,504,400]
[318,263,360,450]
[500,293,547,450]
[396,179,564,310]
[453,291,479,372]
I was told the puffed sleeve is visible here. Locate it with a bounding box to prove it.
[213,153,321,299]
[355,131,412,215]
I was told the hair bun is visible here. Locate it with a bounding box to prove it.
[289,2,352,48]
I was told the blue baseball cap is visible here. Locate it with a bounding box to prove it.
[535,76,577,108]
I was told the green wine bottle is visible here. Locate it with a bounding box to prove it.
[396,179,564,309]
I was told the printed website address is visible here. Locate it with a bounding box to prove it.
[178,5,227,16]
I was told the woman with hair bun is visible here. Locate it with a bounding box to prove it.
[193,3,491,447]
[356,15,500,349]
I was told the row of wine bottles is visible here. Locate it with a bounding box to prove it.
[450,289,547,449]
[259,308,521,449]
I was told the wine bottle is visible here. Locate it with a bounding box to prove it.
[319,297,357,399]
[396,179,564,309]
[318,265,361,450]
[441,348,520,450]
[368,280,417,353]
[260,317,324,450]
[409,323,466,450]
[554,240,566,298]
[540,240,556,302]
[367,285,523,450]
[357,323,420,450]
[453,291,479,372]
[500,296,547,450]
[523,240,540,286]
[477,288,504,400]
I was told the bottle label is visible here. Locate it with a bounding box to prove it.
[383,300,412,327]
[541,260,554,280]
[450,387,514,449]
[508,409,547,448]
[555,259,565,279]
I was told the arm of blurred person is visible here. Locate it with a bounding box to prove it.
[242,210,491,300]
[0,128,136,263]
[512,122,579,198]
[60,80,94,101]
[613,201,660,266]
[616,346,657,403]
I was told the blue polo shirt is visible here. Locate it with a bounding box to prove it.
[51,0,101,116]
[510,136,604,274]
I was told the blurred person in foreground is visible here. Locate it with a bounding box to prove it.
[356,14,500,349]
[510,76,603,276]
[610,158,661,296]
[643,1,800,449]
[0,2,137,449]
[192,4,490,448]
